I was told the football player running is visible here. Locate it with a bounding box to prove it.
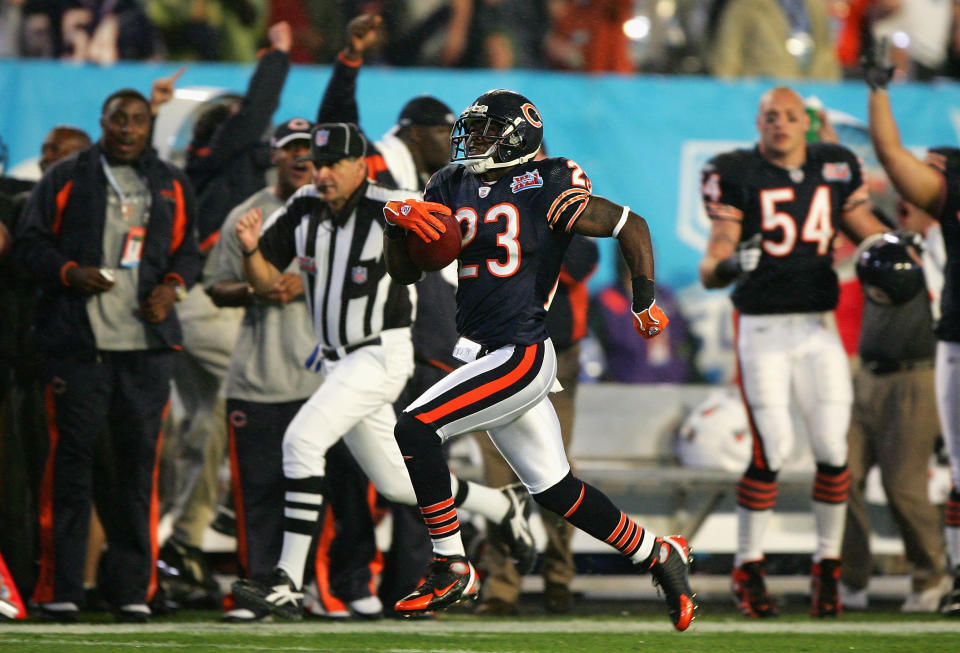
[698,86,887,618]
[862,41,960,617]
[383,89,697,631]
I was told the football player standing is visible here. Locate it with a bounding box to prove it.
[383,90,697,631]
[862,42,960,617]
[697,85,887,618]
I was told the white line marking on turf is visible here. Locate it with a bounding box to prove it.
[1,619,959,635]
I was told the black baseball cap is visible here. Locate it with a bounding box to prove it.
[271,117,313,148]
[298,122,367,163]
[397,96,455,127]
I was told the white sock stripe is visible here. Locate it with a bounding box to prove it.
[611,206,630,238]
[284,507,320,521]
[285,491,324,505]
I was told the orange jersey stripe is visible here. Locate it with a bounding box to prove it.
[53,180,74,236]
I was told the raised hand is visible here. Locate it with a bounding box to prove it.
[268,21,293,53]
[861,37,894,91]
[344,14,383,61]
[236,208,263,254]
[150,65,186,115]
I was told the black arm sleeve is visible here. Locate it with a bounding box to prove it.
[317,55,361,125]
[202,49,290,170]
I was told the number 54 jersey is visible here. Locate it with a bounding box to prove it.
[701,142,868,315]
[425,157,592,348]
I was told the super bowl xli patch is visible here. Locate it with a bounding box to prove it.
[510,169,543,193]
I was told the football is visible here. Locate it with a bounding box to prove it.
[406,211,462,271]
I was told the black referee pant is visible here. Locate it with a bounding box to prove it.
[33,349,173,607]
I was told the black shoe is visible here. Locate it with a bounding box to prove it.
[157,537,220,608]
[498,484,537,576]
[210,504,237,538]
[36,602,79,623]
[941,568,960,616]
[543,582,572,614]
[810,559,842,618]
[732,559,778,618]
[394,555,479,616]
[648,535,697,631]
[232,568,303,620]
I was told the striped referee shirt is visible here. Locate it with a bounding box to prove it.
[259,180,420,349]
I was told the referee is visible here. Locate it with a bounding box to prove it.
[230,122,533,619]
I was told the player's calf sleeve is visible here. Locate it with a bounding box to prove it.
[737,464,779,511]
[395,412,463,551]
[534,471,655,565]
[812,463,850,505]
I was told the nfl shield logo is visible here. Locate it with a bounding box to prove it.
[479,186,490,198]
[314,129,330,147]
[351,265,368,284]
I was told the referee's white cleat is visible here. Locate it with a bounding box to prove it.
[232,568,304,620]
[498,483,537,576]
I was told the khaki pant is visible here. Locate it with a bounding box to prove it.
[477,343,580,603]
[841,364,946,592]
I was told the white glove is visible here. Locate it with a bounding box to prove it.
[734,234,762,273]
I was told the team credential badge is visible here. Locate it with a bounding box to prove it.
[352,265,368,284]
[822,162,851,182]
[510,169,543,193]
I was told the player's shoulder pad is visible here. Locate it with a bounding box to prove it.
[704,148,757,179]
[808,141,857,163]
[426,163,462,189]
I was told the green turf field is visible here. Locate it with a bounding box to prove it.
[3,613,960,653]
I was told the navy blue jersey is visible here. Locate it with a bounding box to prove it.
[701,143,867,314]
[425,157,592,347]
[932,147,960,343]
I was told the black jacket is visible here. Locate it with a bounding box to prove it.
[185,48,290,252]
[14,143,202,358]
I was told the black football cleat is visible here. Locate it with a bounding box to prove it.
[394,554,479,617]
[648,535,697,631]
[232,568,303,620]
[732,559,779,618]
[810,559,842,617]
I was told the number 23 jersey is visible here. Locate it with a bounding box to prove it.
[424,157,592,348]
[701,142,867,315]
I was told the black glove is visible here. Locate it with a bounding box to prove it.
[894,229,925,255]
[861,38,894,91]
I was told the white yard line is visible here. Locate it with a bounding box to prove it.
[1,619,959,636]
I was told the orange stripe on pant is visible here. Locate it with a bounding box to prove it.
[147,401,169,603]
[416,345,538,424]
[32,386,62,604]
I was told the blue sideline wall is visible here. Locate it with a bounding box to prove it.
[2,59,959,292]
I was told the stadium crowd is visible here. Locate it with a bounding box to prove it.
[1,0,959,627]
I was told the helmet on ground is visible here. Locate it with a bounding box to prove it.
[450,89,543,174]
[855,232,925,305]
